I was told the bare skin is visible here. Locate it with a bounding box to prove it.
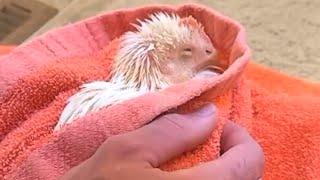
[162,30,220,84]
[60,104,265,180]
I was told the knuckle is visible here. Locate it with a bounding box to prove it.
[156,115,191,147]
[159,114,190,132]
[157,113,194,142]
[103,135,126,149]
[228,157,253,180]
[102,135,146,159]
[229,142,265,179]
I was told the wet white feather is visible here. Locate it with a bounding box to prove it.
[54,81,147,131]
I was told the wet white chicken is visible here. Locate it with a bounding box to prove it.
[54,12,221,131]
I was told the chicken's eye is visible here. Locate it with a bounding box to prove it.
[206,50,212,55]
[181,48,192,56]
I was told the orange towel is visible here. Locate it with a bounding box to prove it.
[0,45,14,56]
[0,4,319,180]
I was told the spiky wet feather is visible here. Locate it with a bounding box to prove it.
[111,12,202,90]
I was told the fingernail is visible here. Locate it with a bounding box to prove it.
[192,104,216,117]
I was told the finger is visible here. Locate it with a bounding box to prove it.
[220,120,258,153]
[178,121,265,180]
[98,104,217,168]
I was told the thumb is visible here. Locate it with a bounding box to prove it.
[99,104,218,167]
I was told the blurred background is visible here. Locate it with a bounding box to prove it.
[0,0,319,81]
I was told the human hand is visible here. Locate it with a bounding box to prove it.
[61,104,264,180]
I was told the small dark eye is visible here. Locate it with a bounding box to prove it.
[184,48,192,52]
[182,48,193,57]
[206,50,212,54]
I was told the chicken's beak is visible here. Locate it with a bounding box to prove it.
[194,53,224,75]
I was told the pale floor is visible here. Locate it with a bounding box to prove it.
[33,0,320,81]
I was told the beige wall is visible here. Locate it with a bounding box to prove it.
[32,0,320,81]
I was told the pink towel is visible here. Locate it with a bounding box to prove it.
[1,3,319,180]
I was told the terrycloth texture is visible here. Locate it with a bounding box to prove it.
[0,3,319,180]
